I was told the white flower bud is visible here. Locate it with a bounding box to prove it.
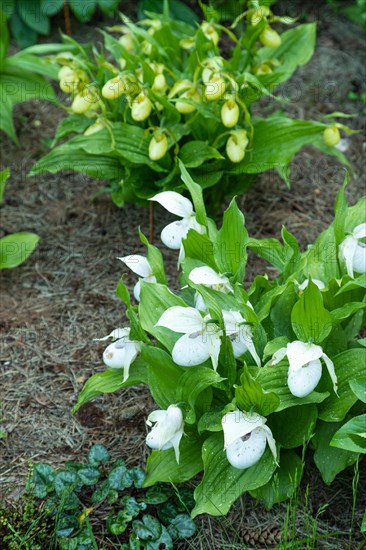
[221,99,240,127]
[226,130,249,163]
[131,92,152,121]
[149,132,168,160]
[323,126,341,146]
[260,27,282,48]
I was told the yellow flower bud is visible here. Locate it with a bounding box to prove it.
[201,21,219,46]
[71,88,98,114]
[255,63,273,75]
[226,130,249,163]
[131,92,152,121]
[102,76,126,100]
[175,88,201,113]
[323,126,341,146]
[59,70,88,94]
[260,27,282,48]
[119,33,134,52]
[221,99,240,128]
[58,65,74,80]
[149,131,168,160]
[84,120,105,136]
[152,73,167,94]
[205,74,226,101]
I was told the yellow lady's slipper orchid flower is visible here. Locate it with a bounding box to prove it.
[131,92,152,121]
[323,126,341,146]
[260,26,282,48]
[221,99,240,127]
[148,131,168,161]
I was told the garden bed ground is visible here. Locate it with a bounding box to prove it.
[0,2,365,548]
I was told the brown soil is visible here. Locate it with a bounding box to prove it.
[1,2,365,549]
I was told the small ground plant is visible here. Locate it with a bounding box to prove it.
[30,1,354,209]
[73,161,365,522]
[0,444,196,549]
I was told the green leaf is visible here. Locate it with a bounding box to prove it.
[144,485,172,505]
[330,302,366,326]
[77,467,100,486]
[107,510,130,535]
[192,433,276,517]
[313,421,359,484]
[330,415,366,454]
[349,378,366,403]
[177,367,224,423]
[88,444,110,466]
[179,141,223,168]
[333,174,349,244]
[178,159,207,226]
[0,168,10,204]
[336,273,366,296]
[139,230,167,285]
[108,465,133,490]
[72,359,148,413]
[235,367,280,417]
[142,346,183,409]
[215,198,248,282]
[17,0,50,35]
[40,0,64,16]
[9,11,37,48]
[248,237,286,272]
[268,404,318,448]
[0,232,39,269]
[182,231,218,271]
[249,450,303,509]
[143,430,204,487]
[169,514,196,539]
[291,279,332,343]
[0,11,9,67]
[54,471,78,496]
[30,464,55,498]
[318,349,366,422]
[257,361,329,412]
[69,0,96,22]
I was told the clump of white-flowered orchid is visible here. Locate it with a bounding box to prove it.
[339,223,366,278]
[270,341,338,398]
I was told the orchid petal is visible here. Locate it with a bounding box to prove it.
[194,292,208,312]
[222,310,244,333]
[118,255,152,277]
[222,410,265,449]
[103,340,126,369]
[156,306,204,334]
[287,358,322,397]
[286,341,323,371]
[339,235,358,278]
[121,342,141,382]
[172,332,210,366]
[94,327,129,341]
[150,191,193,217]
[353,223,366,239]
[161,219,190,250]
[133,275,156,301]
[262,424,278,464]
[298,278,325,291]
[186,216,206,236]
[270,346,287,366]
[207,330,223,371]
[147,410,166,425]
[226,427,267,469]
[170,431,183,463]
[321,352,338,395]
[353,243,366,274]
[177,244,186,267]
[189,266,228,286]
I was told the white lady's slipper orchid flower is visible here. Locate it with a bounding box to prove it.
[222,310,261,366]
[222,410,277,469]
[102,76,126,100]
[146,404,184,462]
[131,92,152,121]
[148,132,168,161]
[156,306,222,370]
[150,191,205,251]
[189,266,233,293]
[98,328,141,382]
[298,278,326,291]
[118,254,156,301]
[323,126,341,147]
[226,129,249,163]
[339,223,366,278]
[201,21,219,46]
[205,73,226,101]
[270,341,338,398]
[221,99,240,128]
[260,26,282,48]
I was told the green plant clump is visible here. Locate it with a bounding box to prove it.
[30,1,354,209]
[0,444,196,549]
